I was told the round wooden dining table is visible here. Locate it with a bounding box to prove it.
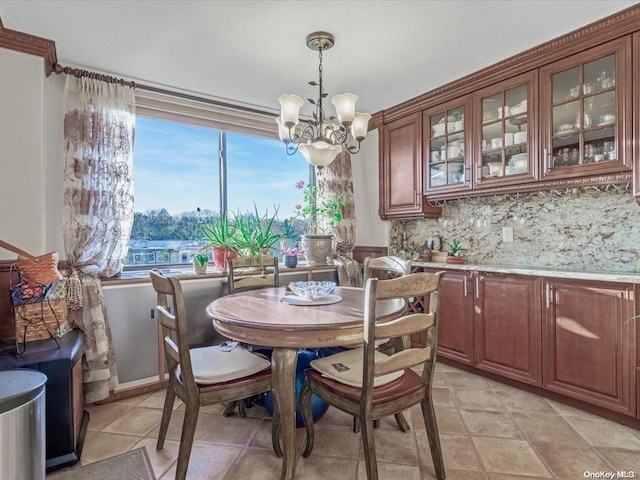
[206,286,407,480]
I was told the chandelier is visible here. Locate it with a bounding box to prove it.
[276,31,371,167]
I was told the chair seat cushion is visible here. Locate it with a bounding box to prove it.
[309,347,404,388]
[189,345,271,384]
[305,367,424,405]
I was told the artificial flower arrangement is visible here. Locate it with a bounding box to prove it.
[292,180,345,235]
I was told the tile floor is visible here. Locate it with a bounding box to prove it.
[50,363,640,479]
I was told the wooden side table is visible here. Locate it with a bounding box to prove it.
[0,329,88,472]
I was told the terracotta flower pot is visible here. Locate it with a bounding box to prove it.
[446,255,464,265]
[212,247,238,271]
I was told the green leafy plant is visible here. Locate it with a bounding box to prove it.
[447,239,463,256]
[233,205,282,259]
[200,213,238,251]
[293,180,345,235]
[191,252,209,266]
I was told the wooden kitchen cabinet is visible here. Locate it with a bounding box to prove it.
[542,278,636,415]
[380,113,441,219]
[423,96,472,195]
[473,71,538,189]
[418,267,475,364]
[539,36,632,180]
[474,272,543,386]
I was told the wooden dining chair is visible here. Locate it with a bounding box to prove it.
[150,271,273,480]
[300,271,446,480]
[223,255,279,417]
[226,256,280,294]
[363,255,413,283]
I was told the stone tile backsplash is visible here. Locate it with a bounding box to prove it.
[390,188,640,273]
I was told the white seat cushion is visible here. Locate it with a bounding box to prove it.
[188,345,270,384]
[310,347,404,388]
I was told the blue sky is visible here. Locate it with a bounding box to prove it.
[133,115,309,217]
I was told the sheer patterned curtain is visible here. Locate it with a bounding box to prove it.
[316,151,363,287]
[63,76,135,403]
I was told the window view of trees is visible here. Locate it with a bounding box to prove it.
[127,112,308,268]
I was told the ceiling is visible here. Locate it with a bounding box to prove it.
[0,0,637,116]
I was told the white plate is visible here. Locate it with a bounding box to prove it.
[598,121,614,126]
[280,294,342,306]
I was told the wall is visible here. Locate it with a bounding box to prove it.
[352,129,388,246]
[0,47,47,258]
[391,187,640,273]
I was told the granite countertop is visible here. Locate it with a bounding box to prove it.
[413,261,640,284]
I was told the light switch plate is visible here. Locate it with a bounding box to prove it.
[503,227,514,243]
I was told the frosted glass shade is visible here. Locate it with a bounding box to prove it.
[351,113,371,140]
[331,93,358,125]
[276,116,291,142]
[299,142,343,167]
[278,95,304,126]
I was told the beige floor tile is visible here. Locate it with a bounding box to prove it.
[85,403,133,431]
[495,389,557,414]
[102,406,163,436]
[357,461,420,480]
[432,386,456,406]
[446,372,491,389]
[305,423,362,459]
[594,446,640,471]
[533,441,613,478]
[564,415,640,449]
[137,388,183,410]
[429,405,468,434]
[418,432,483,471]
[147,410,216,440]
[80,431,142,464]
[488,474,554,480]
[453,389,505,411]
[545,398,602,419]
[160,442,243,479]
[359,428,419,466]
[472,437,551,477]
[195,414,264,446]
[133,437,180,479]
[295,455,357,480]
[221,447,286,479]
[423,467,488,479]
[246,418,307,453]
[460,409,524,439]
[512,411,588,445]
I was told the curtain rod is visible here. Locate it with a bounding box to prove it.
[53,63,276,118]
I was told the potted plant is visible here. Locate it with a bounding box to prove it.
[191,251,209,274]
[233,205,282,266]
[282,246,301,268]
[200,213,238,271]
[446,238,464,264]
[293,180,345,266]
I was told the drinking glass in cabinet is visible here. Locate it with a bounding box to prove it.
[552,66,579,103]
[584,54,615,93]
[482,95,501,123]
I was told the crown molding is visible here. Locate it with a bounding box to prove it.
[0,16,57,75]
[378,4,640,123]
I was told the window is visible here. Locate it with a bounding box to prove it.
[127,104,308,269]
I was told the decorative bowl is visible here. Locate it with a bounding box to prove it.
[289,281,336,300]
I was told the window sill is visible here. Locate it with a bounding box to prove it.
[103,262,338,286]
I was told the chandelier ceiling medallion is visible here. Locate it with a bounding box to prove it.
[277,31,370,168]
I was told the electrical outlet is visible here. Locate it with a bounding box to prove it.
[502,227,514,243]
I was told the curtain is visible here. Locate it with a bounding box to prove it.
[316,151,363,287]
[63,76,135,403]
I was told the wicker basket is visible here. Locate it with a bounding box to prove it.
[14,299,70,343]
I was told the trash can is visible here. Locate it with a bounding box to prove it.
[0,369,47,480]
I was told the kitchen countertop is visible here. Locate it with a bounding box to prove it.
[413,261,640,284]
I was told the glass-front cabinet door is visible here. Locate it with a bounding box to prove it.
[472,71,538,188]
[423,96,472,194]
[540,37,631,179]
